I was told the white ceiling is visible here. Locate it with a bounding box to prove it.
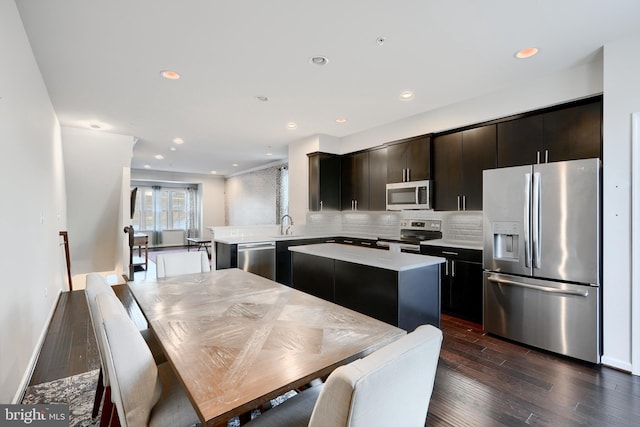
[15,0,640,176]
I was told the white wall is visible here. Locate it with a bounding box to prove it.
[340,59,603,153]
[601,34,640,371]
[0,1,68,403]
[62,127,134,274]
[130,169,226,233]
[288,135,321,224]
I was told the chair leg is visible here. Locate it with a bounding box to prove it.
[99,387,113,427]
[92,368,104,418]
[110,406,121,427]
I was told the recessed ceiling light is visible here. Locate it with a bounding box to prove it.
[210,170,217,175]
[336,117,347,123]
[154,154,164,160]
[309,56,329,66]
[515,47,539,59]
[170,147,176,152]
[232,163,239,167]
[160,70,181,80]
[286,122,298,130]
[173,137,185,144]
[266,152,273,156]
[144,164,151,169]
[256,96,269,102]
[399,91,415,101]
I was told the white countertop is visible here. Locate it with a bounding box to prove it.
[420,239,483,251]
[213,233,380,245]
[289,243,445,272]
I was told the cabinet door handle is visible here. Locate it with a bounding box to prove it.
[442,251,459,256]
[451,260,456,277]
[344,240,353,244]
[355,200,358,210]
[462,195,466,211]
[445,259,449,276]
[407,168,411,181]
[320,201,323,211]
[545,149,549,163]
[402,168,406,182]
[536,151,541,164]
[361,241,372,246]
[457,195,461,211]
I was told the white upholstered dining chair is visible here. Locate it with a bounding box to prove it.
[85,273,166,423]
[245,324,443,427]
[155,251,210,278]
[97,291,200,427]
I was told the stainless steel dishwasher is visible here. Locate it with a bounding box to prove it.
[237,241,276,280]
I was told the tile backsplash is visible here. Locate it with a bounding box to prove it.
[444,212,483,242]
[305,210,483,242]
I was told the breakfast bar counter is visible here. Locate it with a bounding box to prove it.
[289,243,445,331]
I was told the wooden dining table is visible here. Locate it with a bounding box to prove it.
[128,268,405,427]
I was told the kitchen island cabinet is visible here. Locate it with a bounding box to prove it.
[290,243,444,331]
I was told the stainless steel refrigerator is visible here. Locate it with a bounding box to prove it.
[482,158,601,363]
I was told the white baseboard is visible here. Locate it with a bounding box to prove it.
[12,288,63,403]
[601,355,633,373]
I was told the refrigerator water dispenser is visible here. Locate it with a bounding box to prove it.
[492,222,519,261]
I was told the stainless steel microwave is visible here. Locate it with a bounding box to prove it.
[386,180,432,210]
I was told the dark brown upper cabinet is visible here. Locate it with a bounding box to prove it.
[542,99,602,162]
[433,125,497,211]
[308,152,341,211]
[497,115,543,167]
[341,151,370,211]
[497,97,602,167]
[386,135,431,183]
[368,146,388,211]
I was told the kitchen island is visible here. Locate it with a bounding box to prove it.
[289,243,445,331]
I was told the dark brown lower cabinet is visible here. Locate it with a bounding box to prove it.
[291,251,441,331]
[421,245,483,324]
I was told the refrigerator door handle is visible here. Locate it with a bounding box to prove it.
[486,275,589,297]
[532,172,541,269]
[524,173,531,268]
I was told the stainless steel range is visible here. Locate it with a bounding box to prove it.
[377,219,442,253]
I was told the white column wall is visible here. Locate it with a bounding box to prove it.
[601,34,640,371]
[0,1,68,403]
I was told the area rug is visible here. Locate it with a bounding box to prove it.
[22,369,101,427]
[22,369,297,427]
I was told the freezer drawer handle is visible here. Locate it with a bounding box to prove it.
[487,276,589,297]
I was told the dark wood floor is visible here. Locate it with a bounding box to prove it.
[30,288,640,426]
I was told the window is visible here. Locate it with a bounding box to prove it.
[131,185,198,234]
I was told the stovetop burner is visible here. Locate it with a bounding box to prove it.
[377,219,442,252]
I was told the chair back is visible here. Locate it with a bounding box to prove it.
[85,273,118,387]
[156,251,211,278]
[97,292,162,427]
[308,325,443,427]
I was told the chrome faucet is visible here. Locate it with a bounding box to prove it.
[280,214,294,235]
